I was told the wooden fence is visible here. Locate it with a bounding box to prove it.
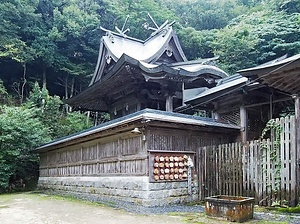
[198,116,298,206]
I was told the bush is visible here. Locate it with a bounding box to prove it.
[0,106,51,192]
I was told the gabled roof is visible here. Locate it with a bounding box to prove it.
[90,24,187,84]
[103,27,186,63]
[238,54,300,95]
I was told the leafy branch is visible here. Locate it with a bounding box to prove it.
[260,119,282,199]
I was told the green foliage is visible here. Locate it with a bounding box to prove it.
[213,21,259,74]
[0,0,40,64]
[0,105,51,192]
[269,0,300,13]
[48,0,102,77]
[277,206,300,213]
[0,0,299,95]
[177,28,217,60]
[0,80,13,105]
[212,8,300,74]
[0,82,93,192]
[260,119,282,198]
[27,82,92,139]
[103,0,175,40]
[163,0,251,30]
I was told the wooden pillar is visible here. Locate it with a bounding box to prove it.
[166,95,173,112]
[240,105,248,143]
[212,111,220,120]
[182,82,186,106]
[213,102,220,120]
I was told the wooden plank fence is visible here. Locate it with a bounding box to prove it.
[199,116,298,206]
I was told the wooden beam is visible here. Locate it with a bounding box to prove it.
[245,97,292,108]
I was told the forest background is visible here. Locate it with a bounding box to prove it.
[0,0,299,192]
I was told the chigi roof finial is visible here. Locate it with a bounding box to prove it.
[143,13,175,37]
[115,15,130,37]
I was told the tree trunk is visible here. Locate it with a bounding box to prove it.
[42,63,47,87]
[64,75,71,112]
[20,63,27,104]
[70,76,75,98]
[64,75,68,99]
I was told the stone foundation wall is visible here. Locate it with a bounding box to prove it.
[38,176,198,207]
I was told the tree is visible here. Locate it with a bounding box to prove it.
[28,82,92,139]
[0,82,93,192]
[212,8,300,74]
[102,0,176,40]
[269,0,300,13]
[163,0,252,31]
[0,105,51,192]
[177,27,217,60]
[0,80,13,105]
[212,20,259,74]
[0,0,40,103]
[48,0,103,98]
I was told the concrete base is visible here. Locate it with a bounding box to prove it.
[38,176,198,207]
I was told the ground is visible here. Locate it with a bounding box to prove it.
[0,192,299,224]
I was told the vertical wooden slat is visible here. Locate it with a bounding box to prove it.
[290,116,297,206]
[232,143,236,196]
[295,98,300,206]
[265,138,271,206]
[261,139,266,205]
[244,142,250,196]
[280,117,287,203]
[285,116,290,203]
[225,144,229,196]
[255,140,261,204]
[238,142,243,196]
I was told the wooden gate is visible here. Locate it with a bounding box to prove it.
[198,143,243,200]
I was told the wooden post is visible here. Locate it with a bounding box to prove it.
[213,102,219,120]
[294,95,300,205]
[182,82,186,106]
[166,95,173,112]
[240,105,248,143]
[213,112,220,120]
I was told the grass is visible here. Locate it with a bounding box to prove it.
[169,212,291,224]
[29,190,114,208]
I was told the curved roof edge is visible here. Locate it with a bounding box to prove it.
[238,54,300,76]
[65,54,228,107]
[90,24,188,85]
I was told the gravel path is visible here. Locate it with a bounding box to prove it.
[1,192,300,224]
[0,193,185,224]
